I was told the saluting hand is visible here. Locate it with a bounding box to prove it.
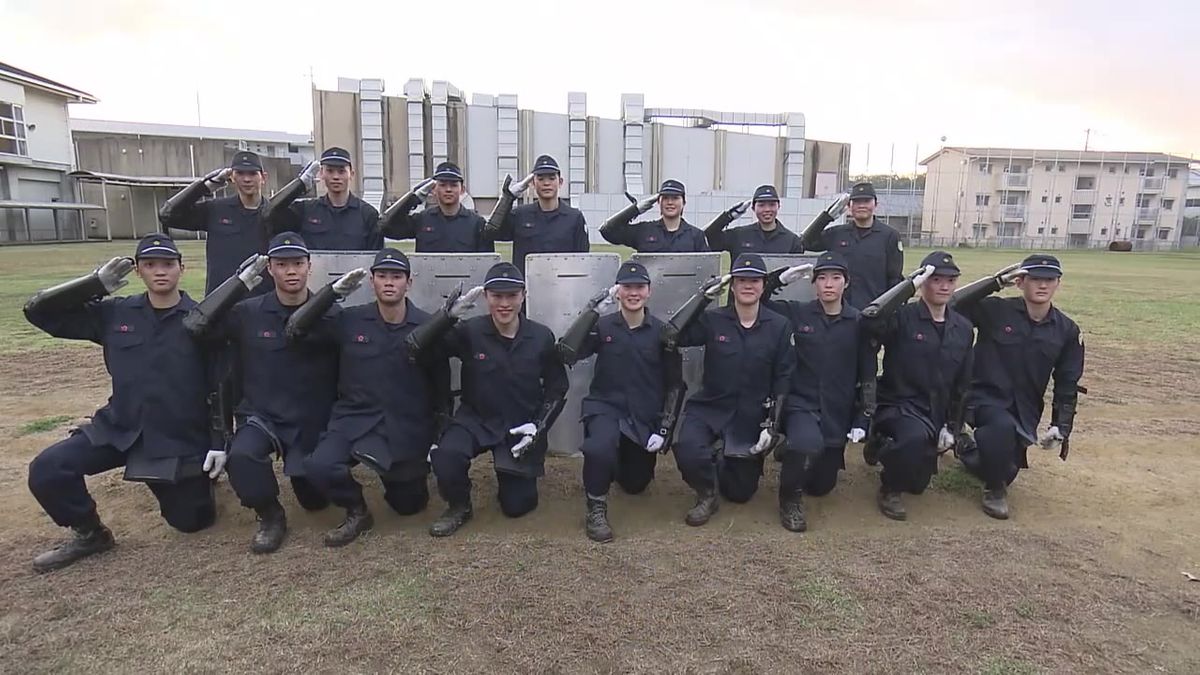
[203,167,232,192]
[414,177,436,200]
[727,199,752,219]
[505,173,534,198]
[236,254,269,291]
[332,268,368,296]
[824,193,851,219]
[298,160,321,191]
[97,257,135,293]
[589,285,620,312]
[702,274,733,300]
[449,285,485,319]
[911,264,936,288]
[779,263,814,286]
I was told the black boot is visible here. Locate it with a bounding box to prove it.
[429,502,473,538]
[251,500,287,554]
[877,488,907,521]
[685,489,719,527]
[779,495,808,533]
[982,486,1010,520]
[32,513,115,573]
[324,502,375,547]
[585,497,613,543]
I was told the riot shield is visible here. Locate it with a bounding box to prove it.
[306,250,377,306]
[525,253,622,457]
[759,254,821,304]
[406,253,502,319]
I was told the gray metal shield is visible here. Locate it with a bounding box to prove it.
[306,250,377,306]
[759,254,821,304]
[525,253,622,457]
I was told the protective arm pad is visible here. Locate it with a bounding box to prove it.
[860,277,916,320]
[207,391,231,449]
[702,211,735,252]
[599,203,640,241]
[556,308,600,366]
[484,192,516,237]
[183,273,249,337]
[23,272,108,318]
[1050,392,1078,438]
[404,309,456,363]
[766,394,787,433]
[800,211,835,251]
[950,276,1003,311]
[380,189,424,231]
[667,291,713,336]
[158,176,211,226]
[858,377,877,420]
[763,267,787,298]
[535,396,567,433]
[285,284,338,340]
[261,178,308,234]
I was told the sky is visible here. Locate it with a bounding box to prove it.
[4,0,1198,174]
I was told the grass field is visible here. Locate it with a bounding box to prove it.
[0,241,1198,673]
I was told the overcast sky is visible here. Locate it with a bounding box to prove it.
[4,0,1197,173]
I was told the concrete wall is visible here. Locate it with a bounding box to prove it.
[22,89,73,166]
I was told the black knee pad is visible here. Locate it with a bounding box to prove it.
[291,477,330,511]
[384,483,429,516]
[166,505,216,534]
[499,492,538,518]
[616,473,653,495]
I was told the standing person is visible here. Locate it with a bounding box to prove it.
[761,251,875,530]
[556,262,685,542]
[800,182,904,309]
[158,151,270,295]
[704,184,804,259]
[599,179,708,252]
[666,253,796,527]
[24,234,221,572]
[262,147,383,250]
[860,252,974,521]
[483,154,589,273]
[286,249,452,546]
[951,254,1085,519]
[184,232,340,553]
[380,161,493,252]
[405,262,569,537]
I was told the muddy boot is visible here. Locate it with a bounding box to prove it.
[584,496,613,543]
[779,495,808,533]
[877,489,907,521]
[429,501,472,538]
[982,486,1010,520]
[32,513,115,573]
[685,488,719,527]
[250,500,287,554]
[324,502,375,547]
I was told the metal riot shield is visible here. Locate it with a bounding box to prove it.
[306,250,378,306]
[759,254,821,304]
[525,253,622,457]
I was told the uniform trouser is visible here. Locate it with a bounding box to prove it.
[804,446,847,497]
[28,433,215,533]
[430,426,538,518]
[968,405,1024,489]
[675,417,807,504]
[580,415,658,497]
[302,430,429,515]
[874,414,936,494]
[227,425,328,511]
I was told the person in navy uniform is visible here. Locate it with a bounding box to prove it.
[704,184,805,260]
[158,150,271,295]
[556,261,685,542]
[665,253,797,527]
[262,147,383,250]
[761,251,875,531]
[24,234,222,572]
[285,249,451,546]
[184,232,340,554]
[599,179,708,252]
[380,161,493,252]
[483,154,589,273]
[405,262,570,537]
[801,181,904,310]
[951,254,1085,519]
[860,251,974,521]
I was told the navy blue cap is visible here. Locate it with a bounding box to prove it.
[320,147,352,166]
[230,151,263,172]
[849,182,877,201]
[730,253,768,278]
[615,261,651,285]
[659,179,686,197]
[752,184,780,203]
[134,233,182,260]
[1020,254,1063,279]
[433,161,464,182]
[920,251,960,277]
[532,154,560,176]
[483,262,525,291]
[371,248,410,273]
[812,251,849,277]
[267,232,310,258]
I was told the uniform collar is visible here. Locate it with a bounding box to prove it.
[804,299,855,320]
[756,221,787,236]
[263,289,309,315]
[481,315,530,342]
[1014,299,1059,325]
[431,205,466,219]
[367,298,422,327]
[605,309,659,331]
[718,302,771,327]
[319,194,360,209]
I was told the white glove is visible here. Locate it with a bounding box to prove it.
[911,264,937,288]
[298,160,320,191]
[633,192,659,214]
[414,177,436,200]
[332,268,368,297]
[236,254,269,291]
[449,285,485,319]
[97,257,135,293]
[427,444,437,463]
[202,449,227,479]
[937,426,955,451]
[645,433,665,453]
[996,263,1026,287]
[506,173,534,198]
[1038,426,1064,449]
[592,285,619,313]
[203,168,232,192]
[702,274,734,300]
[825,193,851,218]
[751,429,779,455]
[847,427,866,444]
[727,199,752,219]
[779,264,814,286]
[508,422,539,458]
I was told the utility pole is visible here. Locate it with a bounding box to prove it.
[1084,128,1092,151]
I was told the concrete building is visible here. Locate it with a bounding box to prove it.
[0,61,97,242]
[313,77,851,242]
[1183,167,1200,247]
[920,147,1192,250]
[69,119,312,239]
[873,187,924,242]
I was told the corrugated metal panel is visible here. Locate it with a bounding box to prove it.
[567,92,587,201]
[466,103,498,197]
[403,79,427,185]
[621,93,645,195]
[660,125,715,196]
[357,79,386,209]
[531,111,569,183]
[593,118,625,195]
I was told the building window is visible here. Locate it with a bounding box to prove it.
[1104,196,1113,206]
[1054,195,1063,203]
[1168,168,1178,179]
[1044,164,1053,172]
[972,223,988,238]
[1136,227,1148,239]
[1115,228,1121,236]
[1075,176,1096,190]
[1108,166,1116,174]
[1119,196,1126,205]
[975,194,991,206]
[1058,164,1066,172]
[1158,228,1170,240]
[1072,204,1093,219]
[1003,164,1026,174]
[1137,194,1152,208]
[1163,199,1175,211]
[978,163,992,174]
[1051,227,1059,234]
[1037,227,1045,234]
[1139,167,1156,177]
[1101,228,1108,235]
[1041,195,1049,203]
[0,102,28,156]
[1186,198,1200,208]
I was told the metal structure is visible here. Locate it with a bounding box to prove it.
[759,254,821,304]
[524,253,622,457]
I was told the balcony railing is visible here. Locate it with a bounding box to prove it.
[1000,205,1026,220]
[1140,176,1164,191]
[1002,173,1030,189]
[1135,207,1160,222]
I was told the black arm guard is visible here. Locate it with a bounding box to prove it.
[535,396,567,435]
[666,290,714,339]
[285,284,337,340]
[764,394,787,434]
[158,176,211,226]
[800,210,835,251]
[556,308,600,366]
[23,272,110,318]
[657,384,685,440]
[703,210,735,239]
[763,267,788,298]
[859,377,877,420]
[207,391,231,450]
[599,202,640,241]
[380,187,424,230]
[261,177,308,233]
[861,276,917,320]
[950,275,1003,311]
[484,188,516,238]
[405,309,457,364]
[1051,392,1078,440]
[183,273,250,337]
